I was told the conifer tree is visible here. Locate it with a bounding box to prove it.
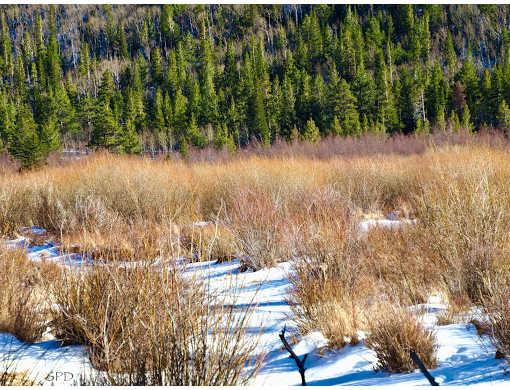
[280,74,296,139]
[302,117,320,142]
[53,83,79,136]
[179,137,189,158]
[38,113,60,156]
[456,46,481,117]
[165,49,179,97]
[151,47,163,85]
[121,120,141,154]
[198,21,218,125]
[46,33,61,89]
[0,90,14,145]
[497,99,510,128]
[173,87,188,135]
[90,103,120,150]
[425,63,448,125]
[98,69,115,108]
[330,115,343,136]
[151,88,166,135]
[118,20,129,59]
[161,4,176,48]
[186,113,207,148]
[223,42,237,95]
[8,104,43,169]
[250,81,270,145]
[352,61,376,122]
[461,105,473,131]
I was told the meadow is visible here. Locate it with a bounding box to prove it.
[1,131,510,385]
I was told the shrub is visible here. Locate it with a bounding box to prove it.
[0,247,53,343]
[365,306,438,373]
[288,214,373,348]
[481,271,510,362]
[49,262,262,385]
[412,151,510,303]
[179,221,236,263]
[225,188,292,270]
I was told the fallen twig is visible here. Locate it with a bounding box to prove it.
[410,350,439,386]
[279,326,307,386]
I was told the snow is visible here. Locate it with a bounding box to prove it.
[0,333,89,385]
[1,226,510,386]
[358,218,416,232]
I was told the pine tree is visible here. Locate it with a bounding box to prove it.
[179,137,189,158]
[456,46,481,119]
[445,31,457,78]
[38,113,60,156]
[449,110,461,131]
[53,82,79,136]
[0,11,13,79]
[151,47,163,85]
[151,88,166,135]
[198,21,218,125]
[90,102,121,150]
[461,105,473,131]
[223,41,237,95]
[497,99,510,128]
[161,4,176,47]
[46,33,61,90]
[98,69,115,108]
[425,62,448,125]
[165,49,179,96]
[172,87,188,135]
[324,114,338,136]
[250,81,270,145]
[302,117,320,142]
[280,74,296,139]
[118,20,129,59]
[186,113,207,148]
[0,90,14,145]
[352,61,376,122]
[8,104,44,169]
[121,120,141,154]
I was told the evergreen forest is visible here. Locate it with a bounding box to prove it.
[1,4,510,167]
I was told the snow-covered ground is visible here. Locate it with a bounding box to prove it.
[1,223,510,386]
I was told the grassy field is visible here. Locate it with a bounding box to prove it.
[2,131,510,383]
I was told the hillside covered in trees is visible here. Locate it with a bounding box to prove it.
[1,4,510,167]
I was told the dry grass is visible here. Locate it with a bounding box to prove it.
[288,214,372,348]
[0,247,57,343]
[365,306,438,373]
[49,262,262,385]
[3,135,510,370]
[481,271,510,362]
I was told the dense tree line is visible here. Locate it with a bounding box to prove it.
[1,4,510,167]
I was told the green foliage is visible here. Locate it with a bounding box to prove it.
[0,4,509,163]
[8,104,44,169]
[302,117,320,143]
[497,100,510,128]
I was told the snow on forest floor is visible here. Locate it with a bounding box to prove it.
[1,222,510,386]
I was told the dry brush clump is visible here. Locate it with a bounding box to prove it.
[49,262,262,385]
[0,247,57,343]
[411,147,510,304]
[480,271,510,362]
[365,306,438,373]
[288,208,375,349]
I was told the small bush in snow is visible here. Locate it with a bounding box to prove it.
[366,306,438,373]
[0,247,56,343]
[288,214,373,349]
[481,271,510,363]
[50,262,262,385]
